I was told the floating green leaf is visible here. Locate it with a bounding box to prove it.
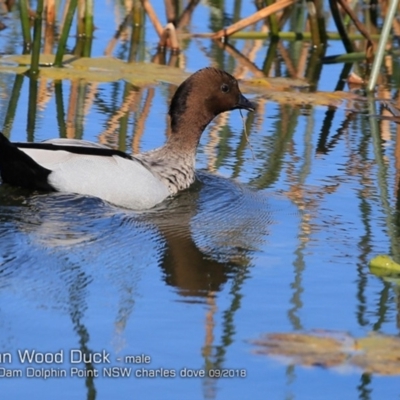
[369,254,400,277]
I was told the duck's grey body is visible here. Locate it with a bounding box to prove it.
[0,68,255,210]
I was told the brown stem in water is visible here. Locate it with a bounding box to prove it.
[158,22,179,50]
[176,0,200,29]
[164,0,176,24]
[212,0,297,40]
[214,40,265,77]
[335,0,374,61]
[140,0,163,37]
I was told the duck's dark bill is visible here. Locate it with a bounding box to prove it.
[236,94,256,111]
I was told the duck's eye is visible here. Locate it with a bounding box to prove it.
[221,83,230,93]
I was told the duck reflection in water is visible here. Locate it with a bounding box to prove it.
[142,171,272,297]
[0,169,273,298]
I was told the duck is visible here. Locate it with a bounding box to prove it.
[0,67,255,210]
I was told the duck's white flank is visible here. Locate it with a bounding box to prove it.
[20,145,170,209]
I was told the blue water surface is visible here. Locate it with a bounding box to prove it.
[0,2,399,400]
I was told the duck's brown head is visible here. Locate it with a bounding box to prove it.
[169,67,255,134]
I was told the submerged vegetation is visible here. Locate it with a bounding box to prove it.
[253,330,400,375]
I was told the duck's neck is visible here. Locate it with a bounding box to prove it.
[168,108,213,151]
[137,112,212,194]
